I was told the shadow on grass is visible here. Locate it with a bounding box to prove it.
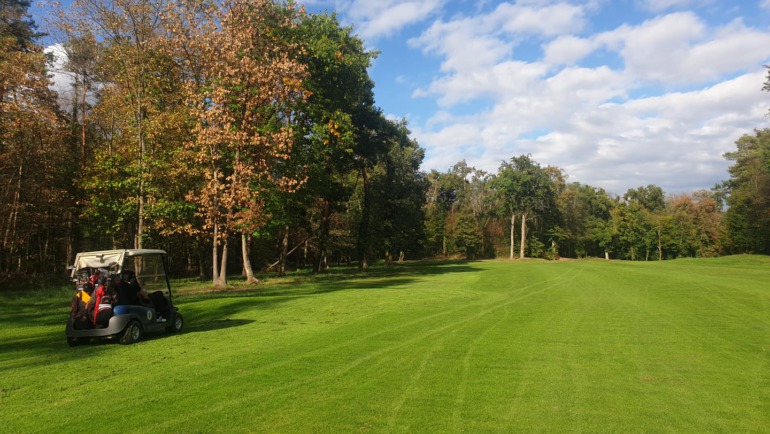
[248,260,478,294]
[0,260,480,364]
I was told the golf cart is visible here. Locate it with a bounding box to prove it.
[66,249,183,346]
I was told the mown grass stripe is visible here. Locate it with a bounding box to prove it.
[0,257,767,432]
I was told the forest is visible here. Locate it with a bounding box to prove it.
[2,0,770,286]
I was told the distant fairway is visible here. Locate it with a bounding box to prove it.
[1,256,768,432]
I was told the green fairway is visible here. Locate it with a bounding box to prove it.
[1,257,768,433]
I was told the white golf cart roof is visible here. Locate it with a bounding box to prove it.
[71,249,167,277]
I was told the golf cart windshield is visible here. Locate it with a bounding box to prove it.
[126,253,168,294]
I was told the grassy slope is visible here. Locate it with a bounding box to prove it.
[0,257,768,432]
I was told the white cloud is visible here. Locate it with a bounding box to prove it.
[338,0,444,39]
[409,2,592,104]
[410,17,514,73]
[418,70,769,193]
[45,44,76,109]
[543,35,595,65]
[595,13,770,85]
[492,2,587,36]
[600,12,707,84]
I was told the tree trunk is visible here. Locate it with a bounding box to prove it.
[315,200,330,273]
[279,225,289,277]
[198,246,206,280]
[212,223,219,283]
[217,238,228,287]
[135,91,145,250]
[509,212,516,259]
[520,211,528,259]
[80,79,88,169]
[357,162,370,271]
[66,209,75,273]
[604,251,609,260]
[242,233,258,284]
[3,165,22,270]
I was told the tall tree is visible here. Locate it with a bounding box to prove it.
[1,0,71,275]
[721,129,770,254]
[493,155,556,259]
[624,184,665,213]
[367,119,427,264]
[287,12,376,273]
[556,182,615,258]
[60,0,186,250]
[166,0,308,286]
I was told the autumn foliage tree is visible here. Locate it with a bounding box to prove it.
[165,0,308,286]
[1,0,71,277]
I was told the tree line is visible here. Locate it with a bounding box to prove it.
[2,0,769,286]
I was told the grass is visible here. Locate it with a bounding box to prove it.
[0,256,768,433]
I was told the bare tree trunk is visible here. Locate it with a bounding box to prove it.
[66,210,74,272]
[242,233,258,284]
[357,162,370,271]
[279,225,289,277]
[520,211,528,259]
[80,79,87,168]
[315,200,330,273]
[509,212,515,260]
[4,165,22,258]
[217,238,228,286]
[605,251,609,260]
[135,91,145,250]
[212,223,219,282]
[198,246,206,280]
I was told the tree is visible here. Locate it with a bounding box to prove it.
[287,12,377,273]
[556,182,615,258]
[366,119,427,264]
[624,184,665,213]
[56,34,101,169]
[60,0,189,251]
[166,0,308,286]
[493,155,557,259]
[1,0,71,276]
[425,167,459,257]
[721,129,770,254]
[1,0,41,50]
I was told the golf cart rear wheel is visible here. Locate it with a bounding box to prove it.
[167,314,183,333]
[67,337,80,347]
[120,321,143,345]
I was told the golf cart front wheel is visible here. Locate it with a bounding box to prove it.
[167,314,183,333]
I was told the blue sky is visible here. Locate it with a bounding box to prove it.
[34,0,770,195]
[300,0,770,194]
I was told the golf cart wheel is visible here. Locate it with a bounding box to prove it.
[67,337,80,347]
[120,321,143,345]
[167,314,183,333]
